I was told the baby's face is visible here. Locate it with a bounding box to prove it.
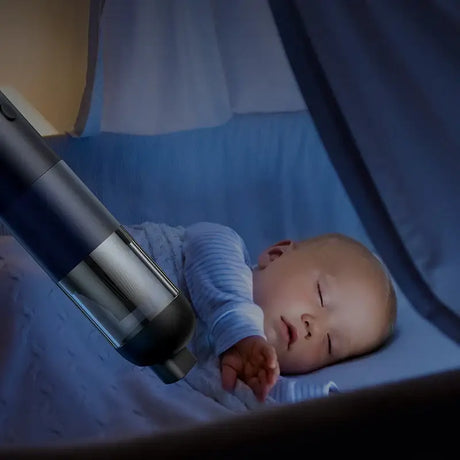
[252,235,391,374]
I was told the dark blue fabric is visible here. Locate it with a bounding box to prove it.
[73,0,104,136]
[269,0,460,343]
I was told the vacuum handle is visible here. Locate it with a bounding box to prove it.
[0,91,59,214]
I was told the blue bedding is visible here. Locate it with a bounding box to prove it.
[1,111,458,446]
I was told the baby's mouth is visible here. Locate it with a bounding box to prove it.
[281,316,298,350]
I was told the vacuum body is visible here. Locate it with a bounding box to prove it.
[0,91,196,383]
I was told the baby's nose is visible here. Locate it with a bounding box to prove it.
[301,313,313,339]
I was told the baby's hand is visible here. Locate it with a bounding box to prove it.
[220,336,280,402]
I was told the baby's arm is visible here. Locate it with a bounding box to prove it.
[183,222,279,400]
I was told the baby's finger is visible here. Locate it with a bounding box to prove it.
[255,368,273,402]
[266,362,280,387]
[221,363,238,392]
[258,368,269,400]
[261,345,278,369]
[247,375,264,402]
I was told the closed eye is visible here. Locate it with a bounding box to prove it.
[327,333,332,355]
[317,282,324,307]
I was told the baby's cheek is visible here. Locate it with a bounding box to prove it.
[281,346,326,375]
[277,352,304,374]
[263,320,280,349]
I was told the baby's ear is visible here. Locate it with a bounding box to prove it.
[257,240,295,269]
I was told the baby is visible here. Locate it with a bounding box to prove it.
[129,221,397,402]
[222,232,396,401]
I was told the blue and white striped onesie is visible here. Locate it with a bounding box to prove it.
[126,221,337,405]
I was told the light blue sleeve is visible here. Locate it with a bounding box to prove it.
[269,377,339,402]
[182,222,266,356]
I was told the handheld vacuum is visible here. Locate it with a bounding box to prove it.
[0,90,196,383]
